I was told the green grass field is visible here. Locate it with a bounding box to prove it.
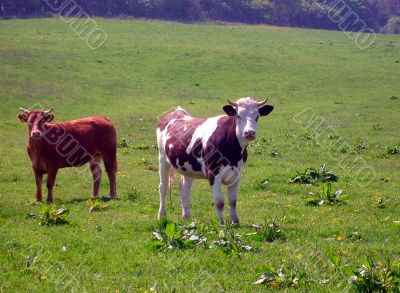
[0,18,399,292]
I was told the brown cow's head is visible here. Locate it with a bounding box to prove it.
[17,108,54,140]
[223,97,273,142]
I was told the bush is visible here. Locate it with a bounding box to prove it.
[247,218,286,243]
[328,253,400,292]
[305,182,349,206]
[381,17,400,34]
[29,205,69,226]
[288,164,338,185]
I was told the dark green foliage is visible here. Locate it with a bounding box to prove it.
[86,199,109,212]
[1,0,397,33]
[288,164,338,185]
[386,145,400,155]
[381,16,400,34]
[147,221,203,250]
[147,222,252,254]
[247,218,286,243]
[253,179,269,190]
[29,205,69,226]
[127,185,142,202]
[375,197,386,209]
[373,123,383,131]
[346,231,363,242]
[328,253,400,292]
[270,148,280,157]
[305,182,349,206]
[253,265,307,288]
[117,137,129,148]
[209,225,252,255]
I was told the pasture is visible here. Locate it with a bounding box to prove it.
[0,18,399,291]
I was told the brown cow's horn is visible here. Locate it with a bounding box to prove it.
[44,108,53,114]
[257,98,268,107]
[19,108,30,114]
[227,99,237,107]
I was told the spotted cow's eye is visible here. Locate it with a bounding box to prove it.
[237,115,241,119]
[255,116,259,122]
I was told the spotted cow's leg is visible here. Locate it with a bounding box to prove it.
[211,179,225,225]
[180,175,193,220]
[158,156,171,219]
[227,181,240,225]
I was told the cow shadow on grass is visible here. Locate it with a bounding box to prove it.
[61,196,117,204]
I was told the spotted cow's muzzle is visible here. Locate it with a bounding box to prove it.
[244,130,256,140]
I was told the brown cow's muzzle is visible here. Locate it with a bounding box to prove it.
[31,130,43,139]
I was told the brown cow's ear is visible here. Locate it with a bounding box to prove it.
[223,105,236,116]
[44,114,54,123]
[259,105,274,116]
[17,113,28,122]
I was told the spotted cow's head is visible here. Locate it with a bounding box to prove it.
[223,97,273,141]
[17,108,54,140]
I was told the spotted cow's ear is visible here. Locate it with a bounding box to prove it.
[259,105,274,116]
[223,105,237,116]
[17,113,28,122]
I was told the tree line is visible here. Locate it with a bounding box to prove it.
[1,0,399,33]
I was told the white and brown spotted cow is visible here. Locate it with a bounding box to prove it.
[156,97,274,225]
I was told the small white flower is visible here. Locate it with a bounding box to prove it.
[189,235,199,241]
[242,245,252,251]
[152,232,163,241]
[334,189,343,197]
[197,237,207,244]
[150,282,157,292]
[253,277,266,285]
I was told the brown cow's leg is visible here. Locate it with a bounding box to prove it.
[33,168,43,202]
[46,167,58,203]
[104,157,117,199]
[90,160,102,198]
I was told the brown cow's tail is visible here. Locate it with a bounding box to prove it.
[168,168,176,207]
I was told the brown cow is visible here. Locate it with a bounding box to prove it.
[17,108,117,202]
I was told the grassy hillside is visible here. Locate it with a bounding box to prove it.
[0,18,399,292]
